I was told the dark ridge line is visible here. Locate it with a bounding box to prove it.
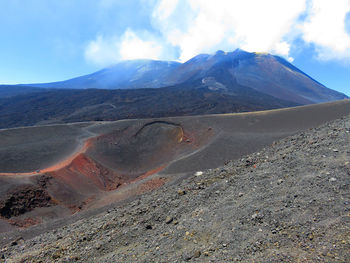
[133,120,183,138]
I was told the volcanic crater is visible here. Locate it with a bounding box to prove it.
[0,100,350,232]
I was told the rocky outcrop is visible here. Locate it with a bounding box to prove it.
[0,185,54,219]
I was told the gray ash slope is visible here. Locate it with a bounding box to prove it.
[1,114,349,262]
[19,49,348,105]
[0,49,347,129]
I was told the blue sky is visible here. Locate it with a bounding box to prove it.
[0,0,350,96]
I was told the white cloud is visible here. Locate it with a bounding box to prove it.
[301,0,350,60]
[153,0,179,21]
[85,29,163,66]
[86,0,350,65]
[84,35,120,66]
[119,29,163,60]
[153,0,305,61]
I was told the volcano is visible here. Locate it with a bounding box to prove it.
[18,49,347,104]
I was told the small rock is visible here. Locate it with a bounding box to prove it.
[183,253,192,261]
[329,177,337,182]
[178,189,186,196]
[277,179,284,185]
[10,237,24,247]
[165,216,173,224]
[193,250,201,258]
[252,212,264,222]
[52,253,61,260]
[238,192,244,197]
[145,224,153,230]
[195,171,203,176]
[333,149,339,152]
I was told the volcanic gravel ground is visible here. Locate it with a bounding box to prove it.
[1,114,350,262]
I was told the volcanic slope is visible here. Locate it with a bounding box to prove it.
[1,103,349,262]
[1,49,348,129]
[0,100,349,236]
[0,84,298,129]
[18,49,348,104]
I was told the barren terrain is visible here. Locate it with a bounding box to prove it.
[0,100,350,232]
[0,101,349,262]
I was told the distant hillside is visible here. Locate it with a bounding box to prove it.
[0,49,347,129]
[26,60,181,90]
[16,49,348,104]
[0,83,298,129]
[0,85,45,98]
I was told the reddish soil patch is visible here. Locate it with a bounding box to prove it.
[44,153,127,212]
[138,177,167,193]
[8,217,42,228]
[129,165,167,183]
[40,138,93,174]
[0,138,94,177]
[56,153,124,191]
[0,121,208,229]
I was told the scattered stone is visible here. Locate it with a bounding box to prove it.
[193,250,201,258]
[165,216,173,224]
[178,189,186,196]
[1,114,350,262]
[251,212,264,222]
[95,243,102,250]
[52,252,61,260]
[10,237,23,247]
[195,171,203,176]
[183,253,192,261]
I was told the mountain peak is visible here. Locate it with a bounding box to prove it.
[233,48,249,54]
[11,48,347,104]
[215,50,226,56]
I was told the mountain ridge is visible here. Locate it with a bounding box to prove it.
[4,48,347,104]
[0,49,348,129]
